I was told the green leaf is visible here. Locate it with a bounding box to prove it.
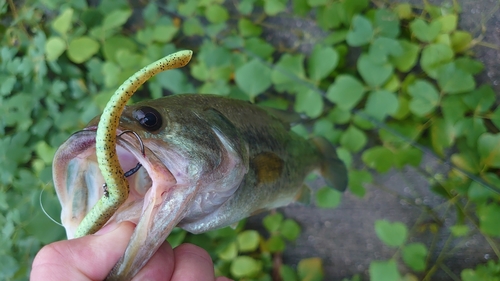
[328,107,351,125]
[436,14,458,33]
[0,255,19,280]
[183,17,204,36]
[152,25,178,43]
[451,30,472,53]
[437,62,475,94]
[390,40,419,72]
[315,187,342,208]
[45,36,66,61]
[294,89,323,118]
[393,147,423,168]
[235,59,272,99]
[67,36,100,63]
[348,170,371,197]
[410,18,441,42]
[407,79,439,117]
[280,265,299,281]
[375,220,408,247]
[230,256,262,278]
[431,118,455,157]
[365,90,399,121]
[362,146,394,173]
[308,45,338,81]
[298,258,323,281]
[280,219,301,241]
[340,125,367,152]
[245,37,275,58]
[102,9,132,30]
[238,0,254,14]
[373,9,400,38]
[271,54,306,93]
[307,0,327,6]
[264,0,286,16]
[478,203,500,237]
[368,37,403,63]
[237,230,260,252]
[455,57,484,75]
[402,243,428,272]
[263,213,283,233]
[369,260,401,281]
[267,235,285,252]
[52,8,73,36]
[102,35,137,62]
[462,85,495,113]
[238,18,262,37]
[450,224,469,237]
[420,43,454,78]
[468,180,499,203]
[394,3,412,19]
[346,15,373,46]
[205,5,229,23]
[478,133,500,168]
[317,3,343,30]
[326,75,366,110]
[455,117,487,147]
[358,54,393,87]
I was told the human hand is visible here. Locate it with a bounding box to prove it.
[31,222,232,281]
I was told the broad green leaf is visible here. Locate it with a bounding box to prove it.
[407,79,439,117]
[238,0,254,14]
[462,85,495,113]
[0,255,18,280]
[230,256,262,278]
[491,107,500,131]
[373,9,400,38]
[478,203,500,237]
[298,258,323,281]
[358,54,393,87]
[369,260,401,281]
[267,235,285,252]
[430,118,455,157]
[182,18,204,36]
[308,45,338,81]
[313,118,342,143]
[393,147,423,168]
[280,265,299,281]
[451,30,472,53]
[307,0,327,6]
[436,14,458,33]
[218,242,238,260]
[263,212,283,233]
[441,95,467,123]
[237,230,260,252]
[280,219,301,241]
[234,59,272,99]
[362,146,394,173]
[346,15,373,46]
[451,152,481,174]
[238,18,262,37]
[365,90,399,121]
[316,187,342,208]
[392,96,410,120]
[102,35,137,62]
[394,3,412,19]
[402,243,428,272]
[390,40,419,72]
[152,25,178,43]
[326,75,366,110]
[420,43,454,78]
[328,107,351,125]
[264,0,286,16]
[468,181,499,203]
[340,125,367,152]
[52,8,73,36]
[478,133,500,168]
[369,37,403,64]
[205,5,229,23]
[102,9,132,30]
[342,0,370,24]
[455,57,484,75]
[450,225,469,237]
[317,3,343,29]
[294,89,323,118]
[245,37,275,58]
[67,36,100,63]
[374,220,408,247]
[271,54,306,93]
[348,170,371,197]
[437,62,475,94]
[455,118,487,147]
[410,18,441,42]
[45,36,66,61]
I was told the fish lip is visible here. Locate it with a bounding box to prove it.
[53,126,175,239]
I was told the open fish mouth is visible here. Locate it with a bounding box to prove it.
[52,127,175,240]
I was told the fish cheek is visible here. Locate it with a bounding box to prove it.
[251,152,284,186]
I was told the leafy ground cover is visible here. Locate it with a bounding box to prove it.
[1,0,500,280]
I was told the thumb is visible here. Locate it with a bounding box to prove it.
[31,222,135,281]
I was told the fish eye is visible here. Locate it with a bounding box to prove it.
[133,106,162,131]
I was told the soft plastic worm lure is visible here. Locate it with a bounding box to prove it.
[74,50,193,237]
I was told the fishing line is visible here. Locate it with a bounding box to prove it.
[39,186,63,227]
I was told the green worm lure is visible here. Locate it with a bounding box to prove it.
[74,50,193,238]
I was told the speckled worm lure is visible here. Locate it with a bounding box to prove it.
[74,50,193,238]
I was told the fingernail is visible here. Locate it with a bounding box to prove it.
[94,222,119,235]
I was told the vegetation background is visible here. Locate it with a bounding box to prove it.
[1,0,500,280]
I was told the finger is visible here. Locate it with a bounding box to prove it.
[132,241,175,281]
[31,222,135,281]
[171,243,216,281]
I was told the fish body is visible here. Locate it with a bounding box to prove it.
[53,94,348,279]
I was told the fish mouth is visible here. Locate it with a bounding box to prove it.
[52,127,176,239]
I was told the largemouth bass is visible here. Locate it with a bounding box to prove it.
[53,53,348,280]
